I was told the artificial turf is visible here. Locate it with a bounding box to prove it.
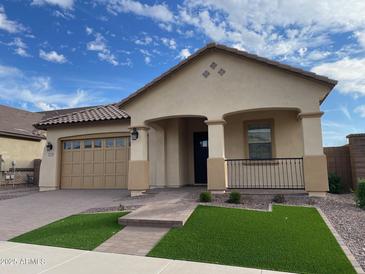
[10,212,127,250]
[148,205,355,274]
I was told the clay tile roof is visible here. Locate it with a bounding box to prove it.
[117,43,337,107]
[34,104,130,130]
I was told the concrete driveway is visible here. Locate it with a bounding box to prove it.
[0,189,128,240]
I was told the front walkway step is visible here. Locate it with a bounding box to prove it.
[119,202,197,228]
[95,226,169,256]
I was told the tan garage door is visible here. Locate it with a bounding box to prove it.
[61,136,130,189]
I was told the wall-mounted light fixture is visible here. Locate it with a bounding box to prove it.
[131,128,139,140]
[46,142,53,151]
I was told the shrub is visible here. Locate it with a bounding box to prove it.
[272,194,285,203]
[199,192,212,203]
[328,173,342,194]
[356,180,365,209]
[227,191,241,204]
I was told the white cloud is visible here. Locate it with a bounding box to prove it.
[0,66,95,111]
[106,0,173,22]
[158,23,172,32]
[339,105,352,120]
[355,105,365,117]
[176,0,365,61]
[87,33,107,51]
[31,0,74,9]
[178,48,191,60]
[0,65,21,76]
[144,56,151,64]
[98,52,118,66]
[134,36,153,45]
[39,49,67,63]
[86,31,121,66]
[0,6,25,33]
[312,57,365,97]
[85,26,93,35]
[355,31,365,49]
[161,38,176,49]
[9,38,30,57]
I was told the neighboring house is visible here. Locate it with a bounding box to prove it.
[34,43,337,196]
[0,104,91,185]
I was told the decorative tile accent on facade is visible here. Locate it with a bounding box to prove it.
[210,62,217,69]
[218,68,226,76]
[202,70,210,78]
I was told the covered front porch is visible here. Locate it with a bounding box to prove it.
[127,108,328,196]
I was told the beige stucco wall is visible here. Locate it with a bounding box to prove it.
[122,50,331,125]
[0,137,45,170]
[39,121,130,190]
[224,110,303,159]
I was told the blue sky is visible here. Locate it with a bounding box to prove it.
[0,0,364,146]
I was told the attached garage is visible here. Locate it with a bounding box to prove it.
[61,136,130,189]
[34,104,131,191]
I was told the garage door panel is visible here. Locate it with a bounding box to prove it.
[105,175,116,188]
[94,163,104,175]
[72,151,81,162]
[93,176,105,188]
[105,150,115,161]
[61,176,71,187]
[83,151,93,162]
[115,162,126,175]
[83,176,94,188]
[83,163,93,175]
[72,164,82,176]
[94,151,104,162]
[63,152,73,162]
[61,137,129,189]
[116,175,127,188]
[62,164,72,175]
[71,176,82,188]
[105,162,115,174]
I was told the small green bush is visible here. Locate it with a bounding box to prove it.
[272,194,285,203]
[227,191,241,204]
[199,192,212,202]
[356,180,365,209]
[328,173,342,194]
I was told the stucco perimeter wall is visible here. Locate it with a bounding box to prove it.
[122,49,331,124]
[39,121,130,191]
[0,137,45,169]
[224,110,303,159]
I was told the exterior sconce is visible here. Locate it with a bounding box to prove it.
[131,128,139,140]
[46,142,53,151]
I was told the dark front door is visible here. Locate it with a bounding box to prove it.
[194,132,208,184]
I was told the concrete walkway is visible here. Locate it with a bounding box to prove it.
[95,226,169,256]
[0,241,292,274]
[98,188,198,255]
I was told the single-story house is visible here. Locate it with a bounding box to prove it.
[0,104,91,185]
[34,43,337,197]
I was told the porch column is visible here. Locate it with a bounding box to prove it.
[205,119,227,192]
[128,126,149,196]
[299,112,328,197]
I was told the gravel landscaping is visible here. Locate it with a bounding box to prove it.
[195,191,365,271]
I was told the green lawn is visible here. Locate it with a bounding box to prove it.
[148,205,355,274]
[11,212,127,250]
